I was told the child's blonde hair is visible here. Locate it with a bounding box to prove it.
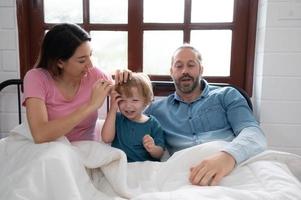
[115,73,153,105]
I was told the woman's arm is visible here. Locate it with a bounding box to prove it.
[26,80,112,143]
[101,90,120,143]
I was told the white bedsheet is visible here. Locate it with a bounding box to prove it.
[1,124,301,200]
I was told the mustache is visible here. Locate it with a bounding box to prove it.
[179,74,193,81]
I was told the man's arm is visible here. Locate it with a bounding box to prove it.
[221,126,267,164]
[223,87,267,164]
[189,126,267,186]
[189,87,267,186]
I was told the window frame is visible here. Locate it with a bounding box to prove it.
[16,0,258,96]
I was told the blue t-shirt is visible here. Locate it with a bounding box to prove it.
[111,113,165,162]
[145,79,266,164]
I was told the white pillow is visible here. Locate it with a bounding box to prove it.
[96,119,105,142]
[10,118,34,141]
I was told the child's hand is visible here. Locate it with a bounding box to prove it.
[109,90,121,111]
[143,134,155,152]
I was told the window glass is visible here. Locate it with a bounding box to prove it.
[144,0,184,23]
[190,30,232,76]
[90,0,128,23]
[90,31,128,74]
[191,0,234,22]
[143,31,183,75]
[44,0,83,23]
[19,0,256,95]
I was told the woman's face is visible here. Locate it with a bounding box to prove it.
[58,41,93,79]
[118,87,146,122]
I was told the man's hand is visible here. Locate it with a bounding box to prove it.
[189,151,236,186]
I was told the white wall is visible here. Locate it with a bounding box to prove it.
[1,0,301,155]
[254,0,301,155]
[0,0,21,137]
[0,0,19,81]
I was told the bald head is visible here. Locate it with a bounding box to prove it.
[171,44,202,66]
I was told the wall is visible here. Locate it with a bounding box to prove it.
[0,0,21,137]
[254,0,301,155]
[1,0,301,155]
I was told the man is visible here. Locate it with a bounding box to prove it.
[145,44,267,186]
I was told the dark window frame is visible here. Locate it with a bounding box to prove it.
[16,0,258,96]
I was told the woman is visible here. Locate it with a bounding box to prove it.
[23,23,131,143]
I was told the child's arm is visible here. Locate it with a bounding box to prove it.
[101,91,120,143]
[143,135,164,159]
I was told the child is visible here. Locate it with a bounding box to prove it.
[101,73,165,162]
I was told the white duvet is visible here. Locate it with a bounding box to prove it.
[1,123,301,200]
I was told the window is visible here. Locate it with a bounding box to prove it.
[16,0,258,95]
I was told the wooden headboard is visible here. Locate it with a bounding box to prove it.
[0,79,252,125]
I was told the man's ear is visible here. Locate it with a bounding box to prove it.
[199,64,204,75]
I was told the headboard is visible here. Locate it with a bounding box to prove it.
[0,79,23,124]
[0,79,252,125]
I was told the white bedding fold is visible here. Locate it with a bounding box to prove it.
[1,124,301,200]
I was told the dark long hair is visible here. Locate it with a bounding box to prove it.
[35,23,91,76]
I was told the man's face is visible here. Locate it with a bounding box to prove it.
[170,48,203,94]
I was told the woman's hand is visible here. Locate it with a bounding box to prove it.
[114,69,132,84]
[88,79,113,111]
[189,151,236,186]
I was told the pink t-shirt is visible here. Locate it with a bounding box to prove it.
[22,67,112,142]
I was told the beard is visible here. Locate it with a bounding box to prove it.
[173,74,200,94]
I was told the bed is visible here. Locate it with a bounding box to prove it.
[1,78,301,200]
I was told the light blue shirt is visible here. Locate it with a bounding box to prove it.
[145,79,267,164]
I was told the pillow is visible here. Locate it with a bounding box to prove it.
[95,118,105,142]
[10,117,34,141]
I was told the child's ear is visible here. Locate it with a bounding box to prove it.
[142,100,146,107]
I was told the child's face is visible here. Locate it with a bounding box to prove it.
[118,87,147,122]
